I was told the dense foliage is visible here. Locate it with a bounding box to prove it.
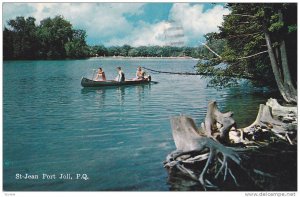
[89,44,201,58]
[4,16,88,59]
[196,3,297,89]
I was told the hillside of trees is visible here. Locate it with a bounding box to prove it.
[3,15,205,60]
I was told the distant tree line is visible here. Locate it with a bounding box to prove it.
[3,15,206,60]
[89,44,202,58]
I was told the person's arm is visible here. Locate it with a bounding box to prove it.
[95,74,99,80]
[102,72,106,80]
[116,72,121,82]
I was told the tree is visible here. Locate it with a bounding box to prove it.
[197,3,297,103]
[128,48,139,57]
[136,46,148,57]
[5,16,39,59]
[262,4,297,103]
[3,28,14,59]
[37,15,73,59]
[65,29,89,58]
[120,44,132,56]
[107,46,121,56]
[91,45,108,56]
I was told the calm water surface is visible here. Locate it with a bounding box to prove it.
[3,58,270,191]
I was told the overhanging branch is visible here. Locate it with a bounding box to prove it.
[201,43,222,59]
[201,43,267,61]
[225,13,256,18]
[236,50,268,60]
[227,32,262,39]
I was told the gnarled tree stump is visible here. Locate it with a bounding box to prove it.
[201,101,236,142]
[164,98,297,190]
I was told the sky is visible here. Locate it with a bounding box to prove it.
[3,3,230,47]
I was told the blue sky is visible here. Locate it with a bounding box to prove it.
[3,3,230,47]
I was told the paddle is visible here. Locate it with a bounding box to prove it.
[91,69,97,80]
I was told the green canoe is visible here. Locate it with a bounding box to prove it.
[81,77,153,87]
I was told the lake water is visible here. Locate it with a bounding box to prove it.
[3,58,272,191]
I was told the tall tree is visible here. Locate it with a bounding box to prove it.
[197,3,297,103]
[4,15,90,60]
[37,15,73,59]
[3,28,14,59]
[262,4,297,103]
[5,16,39,59]
[65,29,89,58]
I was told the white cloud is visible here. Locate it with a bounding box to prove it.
[105,3,230,46]
[105,21,168,46]
[2,3,230,46]
[3,3,144,43]
[169,3,230,44]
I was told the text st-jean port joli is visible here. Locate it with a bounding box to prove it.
[15,173,89,180]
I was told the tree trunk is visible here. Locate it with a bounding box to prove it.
[279,40,297,102]
[263,8,297,104]
[278,9,297,103]
[264,31,297,103]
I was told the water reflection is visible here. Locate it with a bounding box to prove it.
[81,87,106,108]
[80,83,153,108]
[135,84,151,102]
[221,86,280,127]
[116,87,125,105]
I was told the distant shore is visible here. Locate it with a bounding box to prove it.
[4,56,200,61]
[89,56,199,60]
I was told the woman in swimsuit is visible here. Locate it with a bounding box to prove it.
[95,67,106,81]
[135,66,145,80]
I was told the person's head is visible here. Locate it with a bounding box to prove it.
[98,67,102,71]
[137,66,142,71]
[117,67,121,71]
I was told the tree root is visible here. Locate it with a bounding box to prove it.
[164,99,297,190]
[241,98,297,145]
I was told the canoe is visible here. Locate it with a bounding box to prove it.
[81,77,152,87]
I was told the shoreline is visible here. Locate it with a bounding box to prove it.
[4,56,200,61]
[89,56,199,60]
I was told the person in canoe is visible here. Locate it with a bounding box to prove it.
[135,66,145,80]
[94,67,106,81]
[115,67,125,82]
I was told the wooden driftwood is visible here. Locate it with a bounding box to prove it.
[166,116,241,189]
[241,98,297,145]
[201,101,236,142]
[164,99,297,189]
